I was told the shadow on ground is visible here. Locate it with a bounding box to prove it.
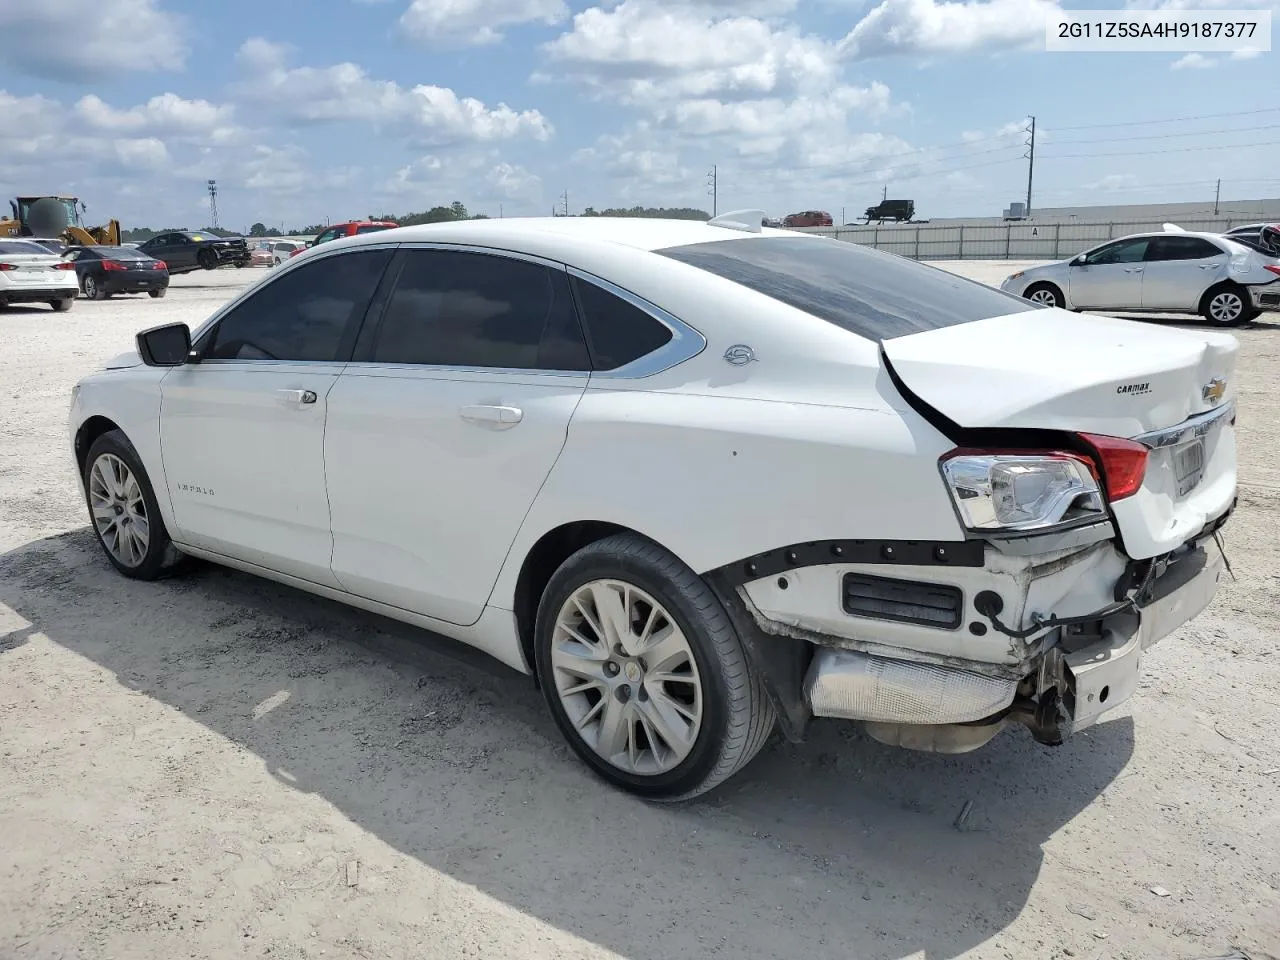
[0,530,1136,960]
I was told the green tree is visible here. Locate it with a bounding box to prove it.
[249,222,268,237]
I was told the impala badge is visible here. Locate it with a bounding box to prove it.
[1202,377,1226,405]
[723,344,757,366]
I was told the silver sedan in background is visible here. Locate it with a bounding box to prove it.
[1001,230,1280,325]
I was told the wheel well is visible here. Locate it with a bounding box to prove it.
[1024,280,1062,298]
[512,520,630,678]
[74,416,121,474]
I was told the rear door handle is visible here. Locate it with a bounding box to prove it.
[278,388,317,405]
[460,404,523,426]
[1199,263,1218,269]
[1124,267,1144,273]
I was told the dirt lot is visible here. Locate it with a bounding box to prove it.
[1,264,1277,960]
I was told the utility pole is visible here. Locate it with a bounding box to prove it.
[882,184,888,202]
[1214,178,1221,215]
[706,165,717,217]
[499,203,503,219]
[1024,115,1036,218]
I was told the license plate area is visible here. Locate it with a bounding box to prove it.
[1173,438,1206,496]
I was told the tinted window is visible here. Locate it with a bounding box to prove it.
[0,240,50,255]
[1146,236,1223,261]
[369,249,589,370]
[570,275,674,368]
[657,236,1035,342]
[97,246,152,260]
[208,249,392,362]
[356,224,393,235]
[1084,238,1149,265]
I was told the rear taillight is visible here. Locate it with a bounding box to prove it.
[940,448,1105,533]
[101,260,126,272]
[1076,433,1148,501]
[153,261,167,270]
[54,262,76,271]
[1265,264,1280,277]
[0,262,16,271]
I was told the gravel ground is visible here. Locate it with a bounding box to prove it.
[1,263,1277,960]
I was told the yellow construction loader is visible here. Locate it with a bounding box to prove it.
[0,196,121,246]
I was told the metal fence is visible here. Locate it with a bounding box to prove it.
[804,216,1260,261]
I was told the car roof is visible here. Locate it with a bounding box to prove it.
[330,216,797,258]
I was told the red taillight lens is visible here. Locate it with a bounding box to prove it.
[101,260,126,272]
[153,261,167,270]
[1264,264,1280,277]
[54,261,76,270]
[0,262,16,271]
[1077,433,1148,501]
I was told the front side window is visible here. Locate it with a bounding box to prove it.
[657,235,1036,342]
[206,249,392,361]
[368,249,590,371]
[1084,238,1149,265]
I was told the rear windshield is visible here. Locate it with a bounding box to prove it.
[0,239,51,255]
[356,224,394,234]
[98,247,152,260]
[657,235,1038,342]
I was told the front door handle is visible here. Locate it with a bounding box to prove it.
[460,404,523,426]
[278,388,317,405]
[1199,263,1218,269]
[1124,267,1144,273]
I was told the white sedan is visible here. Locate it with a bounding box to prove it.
[0,238,79,311]
[1001,230,1280,324]
[69,213,1237,799]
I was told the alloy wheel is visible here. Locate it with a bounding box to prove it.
[1028,288,1059,307]
[1209,291,1243,323]
[88,453,150,567]
[550,579,704,775]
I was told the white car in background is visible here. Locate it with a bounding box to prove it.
[69,213,1237,799]
[0,238,79,311]
[1001,230,1280,324]
[271,239,306,265]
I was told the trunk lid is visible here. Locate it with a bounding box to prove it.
[1,253,65,284]
[882,308,1238,559]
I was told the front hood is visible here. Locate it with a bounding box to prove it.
[881,308,1237,437]
[104,349,142,370]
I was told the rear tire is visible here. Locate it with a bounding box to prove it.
[148,288,167,299]
[1023,282,1064,308]
[1200,284,1250,325]
[83,275,108,300]
[50,298,73,312]
[82,430,185,580]
[534,533,775,801]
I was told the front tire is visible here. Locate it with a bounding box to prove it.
[1023,282,1064,308]
[1200,284,1251,325]
[198,248,217,270]
[534,533,775,801]
[50,298,73,312]
[83,430,184,580]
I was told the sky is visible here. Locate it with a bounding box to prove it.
[0,0,1275,232]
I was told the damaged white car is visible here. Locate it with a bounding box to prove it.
[69,212,1236,799]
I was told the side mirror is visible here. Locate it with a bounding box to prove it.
[1071,255,1087,266]
[136,322,192,367]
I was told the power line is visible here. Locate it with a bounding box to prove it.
[1041,138,1280,159]
[1051,106,1280,131]
[1051,122,1280,145]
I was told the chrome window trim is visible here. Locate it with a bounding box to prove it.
[565,266,706,379]
[1134,400,1235,450]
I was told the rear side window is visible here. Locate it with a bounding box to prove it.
[657,236,1035,342]
[368,249,590,371]
[1145,236,1223,261]
[570,275,673,369]
[208,249,392,362]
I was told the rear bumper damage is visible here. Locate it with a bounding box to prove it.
[709,511,1231,752]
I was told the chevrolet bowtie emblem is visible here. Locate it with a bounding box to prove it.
[1202,377,1227,405]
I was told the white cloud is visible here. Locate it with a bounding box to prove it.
[399,0,569,46]
[1170,52,1215,69]
[75,93,236,136]
[487,162,542,197]
[234,38,554,145]
[543,2,840,102]
[112,137,171,170]
[573,128,691,186]
[661,84,894,142]
[1230,47,1263,59]
[0,0,185,81]
[839,0,1059,60]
